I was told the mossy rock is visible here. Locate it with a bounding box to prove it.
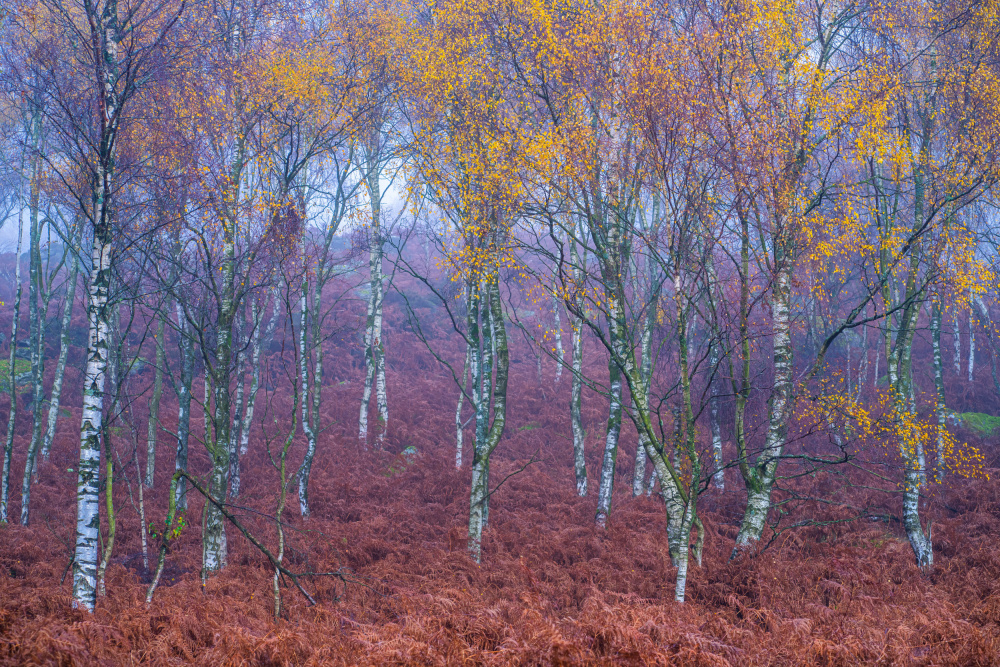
[958,412,1000,436]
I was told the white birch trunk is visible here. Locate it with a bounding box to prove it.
[42,256,79,461]
[931,301,947,482]
[21,124,46,522]
[552,293,563,383]
[570,237,587,496]
[456,345,470,468]
[734,256,792,552]
[73,232,114,611]
[968,299,976,383]
[709,342,724,491]
[144,311,165,488]
[228,346,245,499]
[467,275,508,563]
[173,301,194,511]
[632,305,654,497]
[297,270,323,518]
[0,213,25,524]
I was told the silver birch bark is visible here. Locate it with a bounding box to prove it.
[297,253,324,518]
[551,293,563,383]
[144,311,165,487]
[0,211,25,524]
[73,0,124,609]
[594,209,626,528]
[228,346,245,498]
[173,300,194,511]
[888,76,935,568]
[569,234,587,496]
[931,300,947,482]
[594,351,622,527]
[74,192,115,612]
[203,236,234,573]
[968,297,976,383]
[21,108,47,521]
[359,152,387,446]
[468,274,508,563]
[709,340,724,490]
[455,344,470,468]
[42,255,79,461]
[631,294,654,497]
[733,244,792,551]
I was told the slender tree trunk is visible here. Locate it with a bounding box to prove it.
[709,341,724,490]
[144,311,165,488]
[455,344,469,468]
[733,239,792,552]
[42,256,79,461]
[203,243,234,573]
[968,297,976,383]
[569,235,587,496]
[632,296,654,497]
[893,91,934,568]
[468,274,508,563]
[228,347,245,499]
[297,265,323,518]
[241,288,280,456]
[0,214,25,524]
[96,451,115,597]
[21,124,46,523]
[931,301,947,482]
[479,278,495,528]
[595,325,623,527]
[552,292,563,383]
[359,200,387,446]
[174,302,194,512]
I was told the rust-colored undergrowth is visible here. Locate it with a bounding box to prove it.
[1,294,999,666]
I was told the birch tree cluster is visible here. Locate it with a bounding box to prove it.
[1,0,1000,613]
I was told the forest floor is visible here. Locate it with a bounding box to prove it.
[2,335,1000,665]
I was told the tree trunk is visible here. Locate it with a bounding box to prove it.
[455,344,470,468]
[228,346,245,499]
[931,300,947,482]
[467,274,508,563]
[203,234,234,573]
[144,311,165,488]
[0,212,25,524]
[595,347,623,527]
[968,298,976,383]
[73,218,115,612]
[21,121,46,524]
[42,256,79,461]
[241,287,280,457]
[632,296,654,497]
[709,340,724,490]
[174,301,194,512]
[551,292,563,383]
[298,265,324,518]
[359,179,387,446]
[569,235,587,496]
[733,242,792,553]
